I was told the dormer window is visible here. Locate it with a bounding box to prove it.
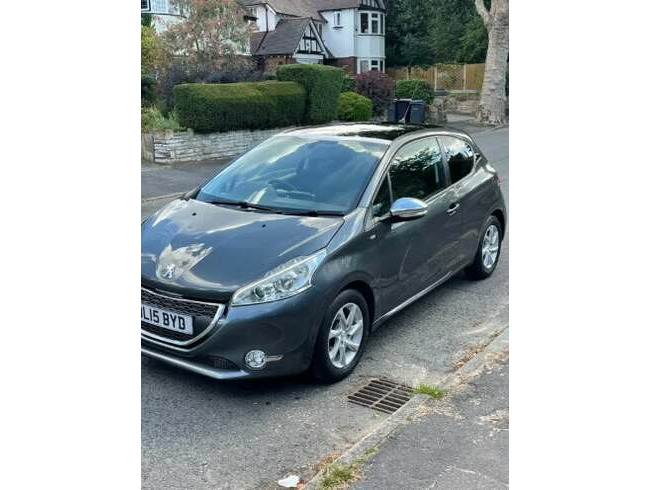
[333,11,342,27]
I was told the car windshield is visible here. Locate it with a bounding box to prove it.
[196,135,388,214]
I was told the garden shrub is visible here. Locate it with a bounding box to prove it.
[354,71,395,116]
[337,92,372,122]
[173,81,305,132]
[141,107,184,133]
[141,74,156,107]
[341,76,356,93]
[395,79,434,104]
[276,64,344,124]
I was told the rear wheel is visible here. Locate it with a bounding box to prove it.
[310,289,369,383]
[466,215,502,280]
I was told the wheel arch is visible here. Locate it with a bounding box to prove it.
[491,208,506,238]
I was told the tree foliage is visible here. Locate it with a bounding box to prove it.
[162,0,252,70]
[385,0,488,66]
[141,25,158,76]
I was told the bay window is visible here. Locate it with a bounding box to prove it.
[358,58,385,73]
[359,11,385,35]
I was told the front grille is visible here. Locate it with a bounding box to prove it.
[141,288,224,347]
[141,288,221,318]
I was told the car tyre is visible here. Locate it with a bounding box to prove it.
[466,215,503,280]
[310,289,370,383]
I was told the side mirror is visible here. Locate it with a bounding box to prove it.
[390,197,428,221]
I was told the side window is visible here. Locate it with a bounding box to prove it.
[389,138,445,201]
[441,136,475,184]
[372,177,391,217]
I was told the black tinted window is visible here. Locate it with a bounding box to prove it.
[372,177,391,217]
[441,136,475,184]
[389,138,445,201]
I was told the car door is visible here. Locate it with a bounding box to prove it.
[388,136,461,299]
[364,137,461,316]
[439,136,485,267]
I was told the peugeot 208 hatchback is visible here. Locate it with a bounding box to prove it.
[141,123,506,382]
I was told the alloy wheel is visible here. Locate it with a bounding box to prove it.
[482,224,500,269]
[328,302,364,369]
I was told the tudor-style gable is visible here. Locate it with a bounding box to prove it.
[239,0,385,74]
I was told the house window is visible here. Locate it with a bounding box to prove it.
[371,13,379,34]
[141,0,150,11]
[359,58,385,73]
[334,11,342,27]
[360,12,369,33]
[360,12,384,35]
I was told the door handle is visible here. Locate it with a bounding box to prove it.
[446,202,460,216]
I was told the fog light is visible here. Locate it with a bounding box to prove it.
[245,350,267,370]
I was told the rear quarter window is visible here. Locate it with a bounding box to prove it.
[440,136,475,184]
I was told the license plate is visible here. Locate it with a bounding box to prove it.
[141,304,194,335]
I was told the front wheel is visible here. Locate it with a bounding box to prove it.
[310,289,370,383]
[466,215,503,280]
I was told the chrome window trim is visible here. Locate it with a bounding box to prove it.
[141,287,225,349]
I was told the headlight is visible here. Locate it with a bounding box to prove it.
[231,249,326,306]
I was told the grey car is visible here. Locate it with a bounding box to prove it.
[141,123,506,383]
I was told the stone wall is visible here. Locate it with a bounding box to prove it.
[143,127,289,164]
[444,94,480,115]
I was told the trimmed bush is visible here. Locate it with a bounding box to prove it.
[141,107,184,133]
[395,79,434,104]
[337,92,372,122]
[173,81,305,132]
[341,76,356,93]
[276,64,344,124]
[355,71,395,116]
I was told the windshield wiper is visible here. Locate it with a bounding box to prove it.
[206,199,283,214]
[284,209,345,217]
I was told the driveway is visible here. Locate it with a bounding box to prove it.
[141,126,509,489]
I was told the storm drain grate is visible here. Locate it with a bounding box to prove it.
[348,378,414,414]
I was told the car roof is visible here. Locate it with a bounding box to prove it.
[284,122,472,144]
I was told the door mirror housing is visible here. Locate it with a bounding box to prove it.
[390,197,428,221]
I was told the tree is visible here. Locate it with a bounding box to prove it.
[474,0,509,125]
[141,25,157,76]
[385,0,488,66]
[162,0,252,71]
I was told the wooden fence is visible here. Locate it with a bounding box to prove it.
[386,63,485,92]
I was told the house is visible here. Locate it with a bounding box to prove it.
[142,0,386,74]
[240,0,386,74]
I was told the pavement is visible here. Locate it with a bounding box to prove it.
[141,124,509,489]
[351,356,509,490]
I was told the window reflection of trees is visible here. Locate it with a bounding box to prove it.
[390,146,443,200]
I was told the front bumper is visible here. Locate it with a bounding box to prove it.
[141,285,326,380]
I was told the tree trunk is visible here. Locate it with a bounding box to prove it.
[474,0,509,126]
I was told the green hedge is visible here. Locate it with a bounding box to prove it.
[337,92,372,122]
[395,79,434,104]
[173,81,306,132]
[276,64,344,124]
[341,76,356,93]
